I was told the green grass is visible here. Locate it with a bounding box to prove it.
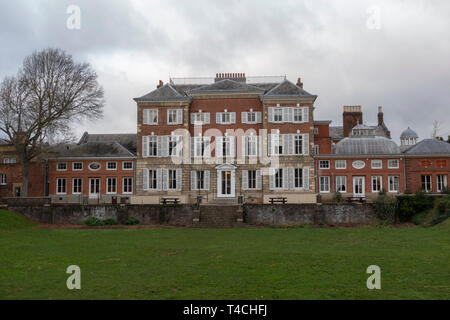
[0,210,449,300]
[0,209,36,231]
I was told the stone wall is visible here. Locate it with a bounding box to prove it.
[244,203,376,225]
[6,202,376,226]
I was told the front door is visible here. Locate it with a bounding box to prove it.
[217,170,235,197]
[353,176,365,197]
[89,178,100,199]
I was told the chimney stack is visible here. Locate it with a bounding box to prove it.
[343,106,363,137]
[377,106,384,126]
[157,80,164,88]
[297,77,303,89]
[214,72,246,83]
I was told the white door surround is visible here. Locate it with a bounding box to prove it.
[89,178,100,199]
[216,164,236,198]
[353,176,365,197]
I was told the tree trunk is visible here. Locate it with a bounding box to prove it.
[21,160,29,197]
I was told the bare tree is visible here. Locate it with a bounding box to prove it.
[0,48,104,197]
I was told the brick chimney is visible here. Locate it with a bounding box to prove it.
[377,106,384,126]
[157,80,164,88]
[343,106,363,137]
[214,73,246,83]
[296,77,303,88]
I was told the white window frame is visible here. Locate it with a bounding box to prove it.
[319,160,330,169]
[72,162,83,171]
[293,134,303,155]
[56,178,67,194]
[123,177,133,194]
[72,178,82,194]
[143,109,158,125]
[314,145,319,155]
[371,159,383,169]
[56,162,67,171]
[273,108,283,123]
[388,176,399,193]
[319,176,330,193]
[0,174,6,185]
[371,176,382,193]
[335,160,346,169]
[274,168,284,189]
[148,136,158,157]
[293,107,303,123]
[293,168,304,189]
[122,161,133,170]
[167,109,182,125]
[388,159,399,169]
[336,176,347,192]
[3,158,16,164]
[421,175,432,192]
[107,161,117,170]
[244,136,258,157]
[106,177,117,194]
[168,169,178,190]
[437,175,448,192]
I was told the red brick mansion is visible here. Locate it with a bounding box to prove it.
[1,73,449,204]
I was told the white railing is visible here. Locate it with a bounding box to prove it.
[169,75,286,85]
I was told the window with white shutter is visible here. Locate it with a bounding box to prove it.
[142,136,149,158]
[148,136,158,157]
[167,109,182,124]
[302,167,309,190]
[143,109,158,125]
[302,134,309,155]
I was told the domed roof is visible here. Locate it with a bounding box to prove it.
[400,127,418,139]
[335,136,401,155]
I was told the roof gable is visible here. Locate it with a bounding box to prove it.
[264,79,314,97]
[405,138,450,155]
[185,79,266,94]
[134,83,190,102]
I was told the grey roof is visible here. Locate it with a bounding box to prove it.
[185,79,266,94]
[404,138,450,155]
[335,136,401,155]
[330,126,344,141]
[50,142,135,159]
[400,127,419,139]
[78,132,137,155]
[264,79,315,97]
[134,83,191,102]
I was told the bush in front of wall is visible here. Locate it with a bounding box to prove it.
[125,217,140,225]
[85,217,105,226]
[373,194,397,223]
[103,218,117,225]
[332,191,343,203]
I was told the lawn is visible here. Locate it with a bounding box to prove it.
[0,210,449,299]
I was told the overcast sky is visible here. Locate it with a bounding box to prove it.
[1,0,449,143]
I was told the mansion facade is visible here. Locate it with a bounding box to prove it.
[0,73,449,204]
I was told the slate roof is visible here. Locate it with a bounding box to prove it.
[404,138,450,155]
[264,79,315,98]
[50,142,135,159]
[330,126,344,141]
[185,79,266,94]
[335,136,401,155]
[134,83,191,102]
[400,127,419,139]
[78,132,137,155]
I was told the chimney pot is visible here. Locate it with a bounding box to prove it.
[297,77,303,88]
[157,80,163,88]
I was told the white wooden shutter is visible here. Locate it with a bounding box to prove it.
[190,171,196,190]
[216,112,221,124]
[143,168,149,191]
[177,109,183,124]
[242,112,247,124]
[302,107,309,123]
[268,107,274,123]
[142,136,149,158]
[204,112,210,124]
[204,170,211,190]
[166,109,170,124]
[283,107,290,123]
[303,134,309,155]
[176,169,182,190]
[215,136,223,158]
[288,168,294,190]
[283,168,289,190]
[204,137,211,158]
[176,136,183,157]
[230,136,235,157]
[162,169,168,190]
[242,136,248,156]
[242,170,248,190]
[256,169,262,190]
[303,167,309,190]
[256,112,262,123]
[258,135,263,157]
[282,134,290,156]
[230,112,236,124]
[190,137,195,158]
[268,134,272,156]
[143,109,149,125]
[156,168,162,191]
[269,167,275,190]
[158,136,168,157]
[190,113,196,124]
